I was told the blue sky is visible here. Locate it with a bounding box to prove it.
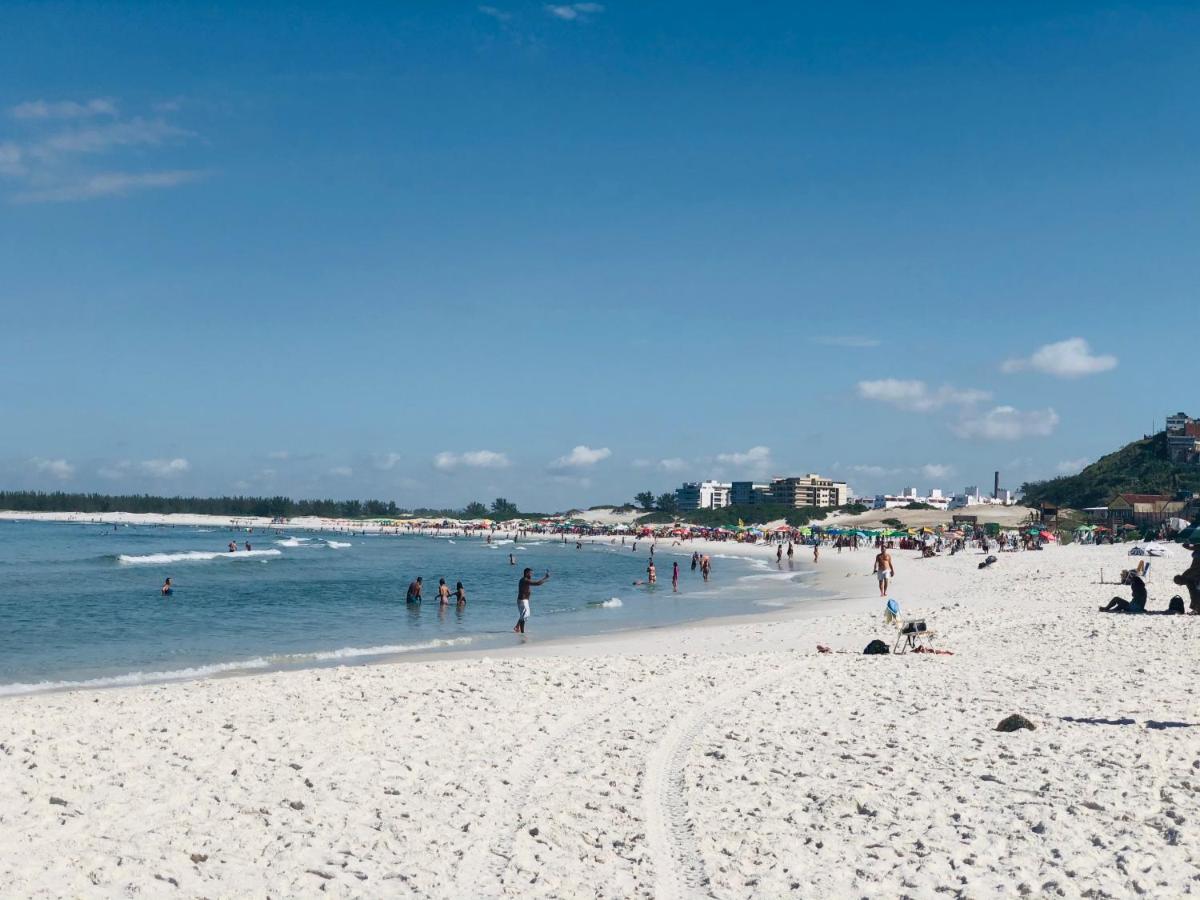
[1,1,1196,509]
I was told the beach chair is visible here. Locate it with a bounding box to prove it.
[894,618,937,654]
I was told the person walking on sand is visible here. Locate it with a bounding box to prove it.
[813,543,820,563]
[514,567,550,634]
[672,561,679,593]
[776,544,782,564]
[787,542,794,561]
[873,548,895,597]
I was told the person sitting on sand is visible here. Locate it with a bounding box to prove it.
[406,577,423,604]
[873,548,895,597]
[438,578,451,605]
[161,577,173,596]
[1100,570,1148,613]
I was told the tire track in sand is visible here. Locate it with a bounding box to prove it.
[451,664,673,897]
[643,655,805,900]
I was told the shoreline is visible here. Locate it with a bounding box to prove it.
[3,539,1198,896]
[0,524,863,698]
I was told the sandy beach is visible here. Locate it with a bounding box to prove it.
[2,537,1198,897]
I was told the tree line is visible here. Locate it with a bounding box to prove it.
[0,491,541,521]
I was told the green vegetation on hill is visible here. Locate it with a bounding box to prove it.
[1021,432,1200,509]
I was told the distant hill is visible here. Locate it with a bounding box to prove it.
[1021,432,1200,509]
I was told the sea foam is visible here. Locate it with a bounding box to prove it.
[0,637,474,697]
[117,549,283,565]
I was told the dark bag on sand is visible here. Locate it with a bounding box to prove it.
[863,639,890,655]
[1168,595,1186,615]
[978,555,997,570]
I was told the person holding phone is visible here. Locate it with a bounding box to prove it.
[514,567,550,634]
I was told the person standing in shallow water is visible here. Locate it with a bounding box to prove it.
[672,561,679,593]
[406,577,423,604]
[514,567,550,634]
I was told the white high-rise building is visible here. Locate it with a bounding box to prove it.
[675,481,732,511]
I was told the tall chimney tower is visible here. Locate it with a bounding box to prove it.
[994,471,1000,499]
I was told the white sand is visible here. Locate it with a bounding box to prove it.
[2,539,1199,897]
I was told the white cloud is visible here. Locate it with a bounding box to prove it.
[98,460,131,479]
[1001,338,1117,378]
[329,466,354,477]
[952,406,1060,441]
[33,457,74,480]
[141,457,190,477]
[267,450,290,460]
[545,3,603,21]
[10,98,117,120]
[658,457,688,472]
[478,5,512,21]
[0,142,24,176]
[14,169,205,204]
[920,463,954,480]
[373,451,404,471]
[435,449,511,471]
[857,379,990,413]
[550,445,611,469]
[1056,457,1091,475]
[846,464,895,478]
[715,446,772,477]
[34,117,191,156]
[2,99,203,204]
[812,335,881,348]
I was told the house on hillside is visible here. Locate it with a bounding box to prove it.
[1107,493,1191,528]
[1167,422,1200,464]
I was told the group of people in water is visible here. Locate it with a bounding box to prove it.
[405,576,467,607]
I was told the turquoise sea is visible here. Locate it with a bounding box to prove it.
[0,520,814,694]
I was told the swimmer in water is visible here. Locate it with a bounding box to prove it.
[455,581,466,606]
[245,541,252,552]
[228,541,237,553]
[509,553,516,566]
[438,578,451,605]
[406,577,423,604]
[161,577,173,596]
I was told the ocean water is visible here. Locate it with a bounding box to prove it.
[0,520,813,694]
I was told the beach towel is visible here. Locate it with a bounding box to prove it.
[884,598,900,625]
